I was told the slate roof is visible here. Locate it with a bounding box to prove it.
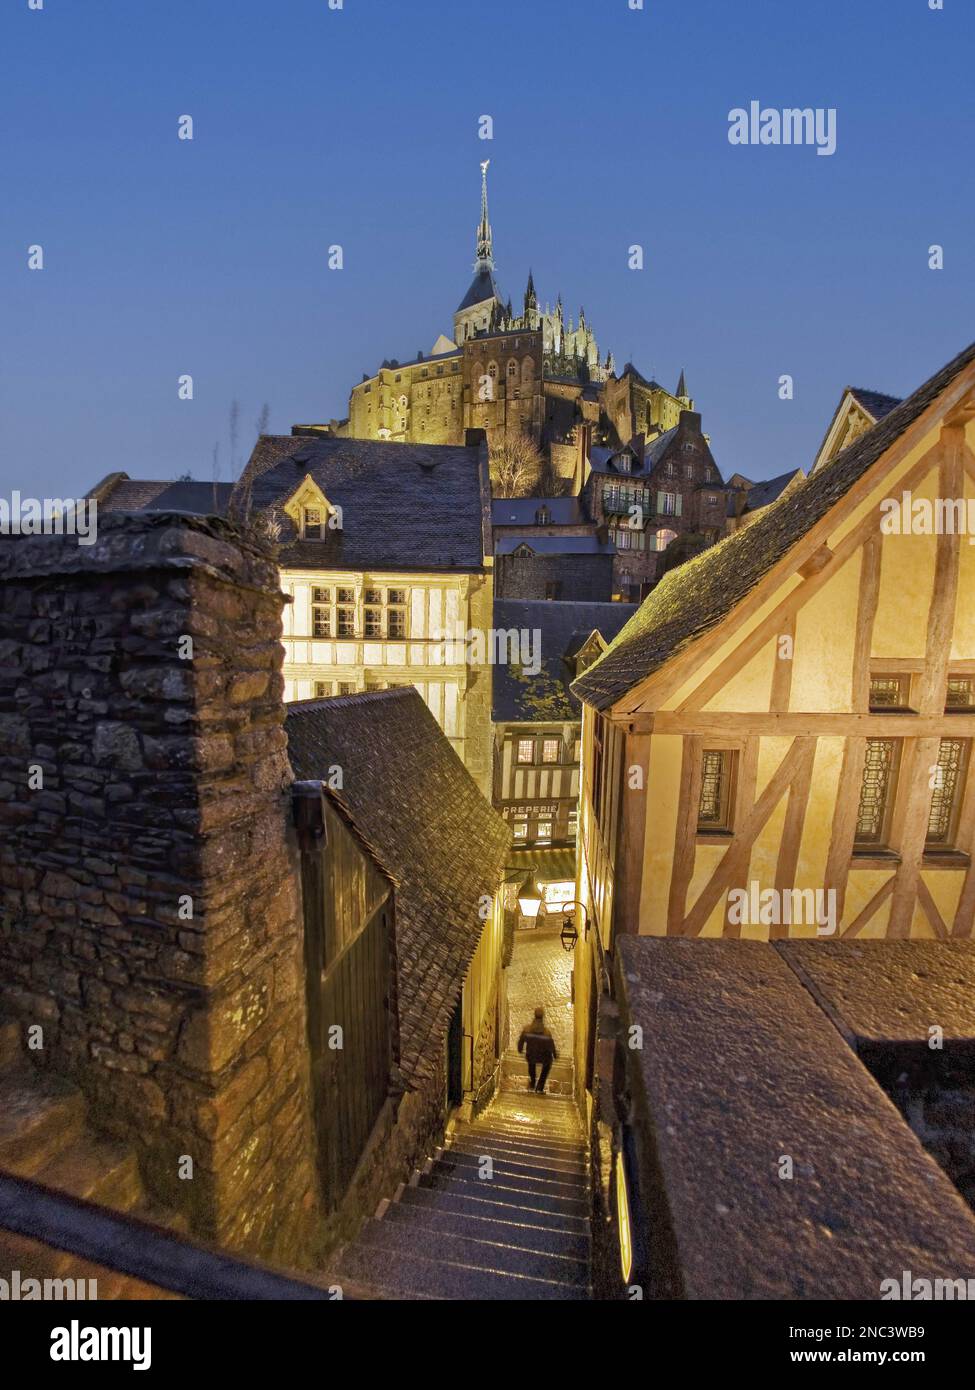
[457,268,500,312]
[849,387,902,422]
[285,689,510,1088]
[231,435,489,573]
[588,445,650,476]
[493,599,637,722]
[573,338,975,711]
[727,468,805,517]
[89,474,233,515]
[491,497,588,527]
[496,535,615,556]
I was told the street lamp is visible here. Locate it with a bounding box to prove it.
[517,876,544,919]
[558,900,590,952]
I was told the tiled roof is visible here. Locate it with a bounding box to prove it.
[231,435,489,573]
[88,475,233,515]
[574,339,975,711]
[491,497,588,527]
[285,689,510,1088]
[492,599,637,722]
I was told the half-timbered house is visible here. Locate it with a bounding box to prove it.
[570,340,975,1092]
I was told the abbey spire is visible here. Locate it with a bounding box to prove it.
[475,159,494,271]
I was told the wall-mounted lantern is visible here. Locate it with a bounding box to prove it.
[517,876,544,919]
[558,900,590,952]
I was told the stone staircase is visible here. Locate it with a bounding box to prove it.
[332,1090,591,1300]
[500,1047,575,1097]
[0,1017,184,1298]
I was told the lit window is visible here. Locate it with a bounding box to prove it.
[854,739,900,850]
[513,820,528,840]
[698,750,737,833]
[926,739,969,850]
[536,821,552,843]
[655,529,677,551]
[946,677,975,710]
[313,681,332,698]
[869,674,912,711]
[568,810,578,838]
[542,738,561,764]
[303,507,323,539]
[516,739,535,764]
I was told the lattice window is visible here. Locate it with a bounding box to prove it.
[542,738,561,764]
[303,507,323,539]
[869,674,911,710]
[698,750,736,832]
[364,605,382,638]
[336,605,356,638]
[854,739,898,847]
[311,588,331,638]
[516,738,535,765]
[313,681,332,698]
[926,739,968,847]
[946,677,974,710]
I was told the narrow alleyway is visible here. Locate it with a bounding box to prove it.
[332,925,592,1299]
[502,926,575,1097]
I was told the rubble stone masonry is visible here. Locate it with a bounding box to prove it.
[0,513,321,1267]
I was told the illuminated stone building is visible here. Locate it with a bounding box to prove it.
[338,164,693,482]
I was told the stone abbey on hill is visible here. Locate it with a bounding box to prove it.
[300,163,694,487]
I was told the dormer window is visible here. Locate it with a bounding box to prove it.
[303,506,324,539]
[535,505,551,525]
[514,543,534,558]
[617,456,631,474]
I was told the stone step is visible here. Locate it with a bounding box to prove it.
[465,1121,585,1153]
[0,1068,86,1175]
[419,1170,589,1218]
[384,1195,591,1259]
[399,1181,589,1234]
[490,1099,581,1124]
[335,1239,587,1301]
[36,1133,144,1212]
[361,1214,589,1285]
[503,1051,574,1078]
[434,1150,589,1195]
[0,1018,23,1072]
[448,1135,587,1176]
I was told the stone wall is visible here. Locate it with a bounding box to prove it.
[494,552,614,603]
[0,513,321,1267]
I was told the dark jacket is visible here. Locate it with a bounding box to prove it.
[518,1023,557,1065]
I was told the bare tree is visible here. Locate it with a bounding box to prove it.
[255,402,270,437]
[228,399,240,479]
[211,441,221,514]
[489,432,544,498]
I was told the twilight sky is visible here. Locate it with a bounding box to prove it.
[2,0,973,501]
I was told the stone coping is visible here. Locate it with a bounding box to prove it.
[615,938,975,1300]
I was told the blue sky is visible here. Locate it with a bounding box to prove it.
[2,0,972,499]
